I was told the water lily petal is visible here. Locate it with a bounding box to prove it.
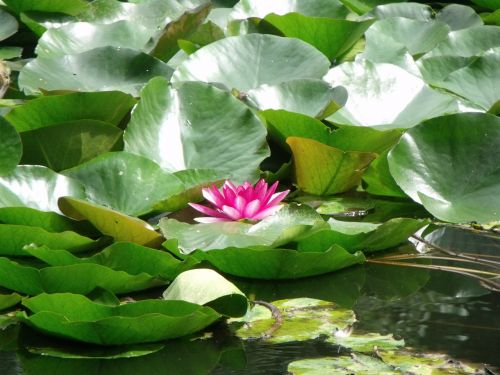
[234,196,247,214]
[264,181,279,202]
[194,217,230,223]
[266,190,290,207]
[244,199,262,218]
[251,204,283,221]
[202,187,223,207]
[222,205,242,220]
[189,203,225,218]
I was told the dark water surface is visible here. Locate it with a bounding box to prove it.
[1,226,499,374]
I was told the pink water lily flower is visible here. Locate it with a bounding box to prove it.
[189,179,290,223]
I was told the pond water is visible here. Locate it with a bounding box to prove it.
[0,226,498,374]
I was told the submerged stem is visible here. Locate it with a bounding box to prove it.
[253,300,283,339]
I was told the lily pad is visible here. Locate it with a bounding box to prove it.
[35,21,153,58]
[230,298,356,343]
[0,166,85,213]
[58,197,163,247]
[160,203,328,253]
[3,0,88,15]
[0,293,22,311]
[19,47,173,96]
[5,91,136,131]
[0,224,96,257]
[63,152,184,216]
[261,13,374,61]
[287,136,376,195]
[327,332,404,352]
[324,60,466,129]
[124,78,269,182]
[0,8,18,42]
[388,112,500,223]
[297,218,428,253]
[435,4,483,31]
[163,269,248,317]
[184,244,366,279]
[229,0,350,19]
[247,79,347,119]
[172,34,331,92]
[0,117,22,176]
[362,151,407,198]
[18,293,221,345]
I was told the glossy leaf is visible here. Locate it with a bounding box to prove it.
[58,197,163,247]
[0,117,21,176]
[21,120,123,171]
[172,34,331,92]
[297,218,428,253]
[229,0,350,19]
[5,91,135,131]
[124,78,268,182]
[324,60,469,129]
[36,21,153,58]
[163,269,247,317]
[3,0,88,16]
[19,47,173,96]
[247,80,347,119]
[287,137,376,195]
[435,4,483,31]
[388,113,500,223]
[160,203,328,253]
[362,150,407,197]
[262,13,374,61]
[0,8,18,42]
[0,293,22,311]
[185,245,365,279]
[63,152,184,216]
[19,293,221,345]
[0,165,85,213]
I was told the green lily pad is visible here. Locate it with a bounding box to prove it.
[63,152,184,216]
[26,242,197,281]
[20,120,123,172]
[172,34,330,92]
[0,8,18,42]
[297,218,428,253]
[287,355,397,374]
[287,136,376,195]
[36,21,153,58]
[435,4,483,31]
[324,60,466,129]
[261,13,374,61]
[19,11,76,36]
[184,244,365,279]
[388,113,500,224]
[124,78,269,183]
[19,47,173,96]
[151,3,212,62]
[3,0,88,15]
[0,224,96,257]
[362,150,407,198]
[328,332,404,352]
[366,3,433,20]
[230,298,356,343]
[58,197,163,247]
[163,269,248,317]
[160,204,328,253]
[247,80,347,119]
[0,117,22,176]
[0,207,96,235]
[229,0,350,19]
[0,293,22,311]
[18,293,221,345]
[5,91,136,131]
[177,20,225,54]
[0,256,166,295]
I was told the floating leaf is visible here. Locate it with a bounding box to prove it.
[0,166,85,213]
[19,47,173,96]
[124,78,268,182]
[19,293,221,345]
[230,298,356,343]
[184,245,365,279]
[297,218,428,253]
[0,117,21,176]
[287,137,376,195]
[328,332,404,352]
[0,293,22,311]
[324,60,467,129]
[172,34,330,92]
[163,269,247,317]
[435,4,483,31]
[5,91,136,131]
[0,224,96,257]
[248,80,347,119]
[362,151,407,198]
[3,0,88,16]
[388,113,500,223]
[229,0,350,19]
[58,197,163,247]
[36,21,153,58]
[261,13,374,61]
[160,203,328,253]
[64,152,184,216]
[0,8,18,42]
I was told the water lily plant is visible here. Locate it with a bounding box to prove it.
[189,180,290,223]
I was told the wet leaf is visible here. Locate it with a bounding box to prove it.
[0,117,21,176]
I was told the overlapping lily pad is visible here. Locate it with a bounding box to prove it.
[0,117,21,176]
[388,113,500,223]
[172,34,331,92]
[18,293,221,345]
